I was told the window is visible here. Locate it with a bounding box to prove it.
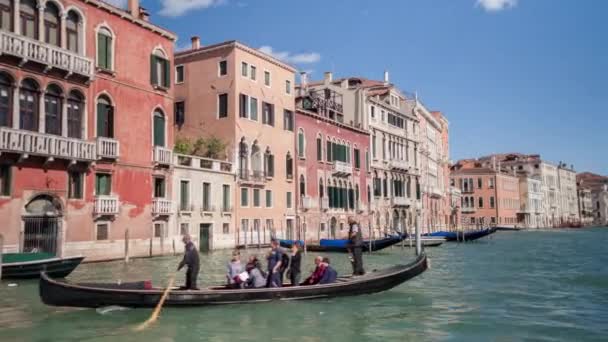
[490,196,495,209]
[262,102,274,126]
[96,95,114,138]
[239,94,249,118]
[96,223,109,241]
[0,0,12,31]
[299,175,306,198]
[154,177,165,198]
[283,110,294,131]
[326,140,332,162]
[154,223,167,238]
[250,65,256,80]
[97,27,113,70]
[286,153,293,180]
[66,11,80,53]
[287,192,292,209]
[354,149,361,169]
[250,97,258,121]
[253,188,261,207]
[297,129,305,158]
[241,188,249,207]
[44,85,62,136]
[202,182,211,211]
[220,223,229,234]
[44,2,60,46]
[151,50,170,88]
[19,79,39,132]
[370,105,375,119]
[222,184,230,211]
[285,80,291,95]
[365,151,369,172]
[372,135,376,159]
[219,60,227,76]
[153,109,166,147]
[0,72,12,128]
[383,176,388,198]
[95,173,111,196]
[179,180,190,211]
[266,190,272,208]
[218,93,228,118]
[478,178,482,189]
[68,172,83,199]
[264,71,271,86]
[175,101,185,126]
[180,223,189,236]
[316,136,322,161]
[67,91,83,139]
[241,62,248,77]
[479,197,484,208]
[489,178,495,189]
[264,150,274,177]
[0,165,11,196]
[20,0,37,39]
[175,65,184,84]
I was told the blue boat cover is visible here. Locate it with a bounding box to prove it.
[319,239,350,247]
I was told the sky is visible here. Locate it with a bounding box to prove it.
[109,0,607,174]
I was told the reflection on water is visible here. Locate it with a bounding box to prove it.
[1,228,608,342]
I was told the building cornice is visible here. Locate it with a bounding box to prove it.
[296,108,370,135]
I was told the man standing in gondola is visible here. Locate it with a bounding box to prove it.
[347,217,365,276]
[177,234,200,290]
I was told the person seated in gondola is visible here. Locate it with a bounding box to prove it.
[319,257,338,284]
[226,250,243,289]
[245,255,267,288]
[302,256,328,285]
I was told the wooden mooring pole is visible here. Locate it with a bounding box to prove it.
[124,228,130,264]
[0,233,4,280]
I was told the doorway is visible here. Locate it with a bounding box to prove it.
[330,217,337,239]
[199,223,211,252]
[23,195,62,255]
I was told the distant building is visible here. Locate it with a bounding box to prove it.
[518,177,544,228]
[557,163,580,225]
[577,172,608,226]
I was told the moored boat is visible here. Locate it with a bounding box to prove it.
[39,253,428,308]
[279,234,405,253]
[401,237,446,247]
[1,253,84,280]
[424,227,497,242]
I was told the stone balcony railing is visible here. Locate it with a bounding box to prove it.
[96,137,120,159]
[300,196,316,211]
[461,207,476,213]
[429,186,443,198]
[0,30,94,78]
[391,197,412,207]
[390,159,410,170]
[152,198,173,216]
[175,154,233,173]
[332,161,352,177]
[0,126,96,162]
[94,195,119,215]
[153,146,172,166]
[238,169,267,186]
[320,197,330,211]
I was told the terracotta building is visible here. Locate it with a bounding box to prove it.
[293,81,371,241]
[0,0,176,260]
[174,38,296,246]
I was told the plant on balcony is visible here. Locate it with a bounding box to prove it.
[174,137,192,155]
[173,136,227,160]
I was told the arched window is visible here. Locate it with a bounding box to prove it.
[264,147,274,177]
[44,2,60,46]
[238,138,248,178]
[285,152,293,179]
[96,95,114,138]
[97,27,113,70]
[319,178,324,198]
[67,90,83,139]
[20,0,38,39]
[316,134,322,161]
[383,172,388,198]
[251,142,262,176]
[479,197,484,208]
[299,175,306,198]
[367,185,371,204]
[66,10,81,53]
[297,128,305,158]
[19,78,39,131]
[0,0,13,31]
[151,48,170,88]
[0,72,13,127]
[44,84,63,135]
[153,109,166,147]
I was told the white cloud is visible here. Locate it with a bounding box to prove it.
[159,0,226,17]
[258,46,321,65]
[476,0,518,12]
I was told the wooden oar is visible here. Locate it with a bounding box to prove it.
[134,275,175,332]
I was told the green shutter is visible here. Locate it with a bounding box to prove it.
[106,36,112,70]
[97,34,106,68]
[150,55,158,86]
[163,59,170,88]
[326,141,331,162]
[154,115,165,146]
[96,102,105,137]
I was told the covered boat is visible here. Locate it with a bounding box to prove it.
[424,227,498,242]
[39,253,428,308]
[279,235,405,253]
[401,237,446,247]
[1,253,84,279]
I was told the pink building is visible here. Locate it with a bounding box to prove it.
[294,86,370,241]
[0,0,176,261]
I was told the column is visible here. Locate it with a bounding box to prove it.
[60,13,67,50]
[11,85,19,129]
[38,91,45,133]
[37,5,44,42]
[61,98,68,137]
[13,0,20,35]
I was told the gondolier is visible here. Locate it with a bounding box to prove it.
[347,217,365,275]
[177,235,200,290]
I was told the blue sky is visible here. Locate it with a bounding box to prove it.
[118,0,607,174]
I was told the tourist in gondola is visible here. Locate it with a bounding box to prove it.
[177,234,200,290]
[288,241,302,286]
[303,256,327,285]
[319,257,338,284]
[245,255,266,288]
[266,239,284,287]
[226,250,243,289]
[348,217,365,276]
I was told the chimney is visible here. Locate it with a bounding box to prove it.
[128,0,139,17]
[384,70,389,85]
[324,71,333,84]
[191,36,201,50]
[300,71,308,89]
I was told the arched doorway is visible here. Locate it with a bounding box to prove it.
[23,194,62,255]
[330,217,337,239]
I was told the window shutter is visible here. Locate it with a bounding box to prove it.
[154,115,165,147]
[96,101,105,137]
[97,34,105,68]
[106,36,112,70]
[269,154,274,177]
[107,105,114,138]
[150,55,158,86]
[163,59,170,88]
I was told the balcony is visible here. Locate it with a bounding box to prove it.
[96,137,120,160]
[300,196,316,211]
[390,159,410,170]
[175,154,233,173]
[0,127,96,162]
[461,207,476,213]
[238,169,266,186]
[0,30,94,78]
[94,196,119,215]
[332,161,352,177]
[430,186,443,198]
[320,197,329,211]
[200,204,216,216]
[391,197,411,207]
[152,198,173,216]
[153,146,172,166]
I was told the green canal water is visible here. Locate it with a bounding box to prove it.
[1,228,607,342]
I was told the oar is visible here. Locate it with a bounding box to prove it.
[134,275,175,332]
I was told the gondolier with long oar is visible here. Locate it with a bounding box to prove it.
[347,217,365,276]
[177,234,200,290]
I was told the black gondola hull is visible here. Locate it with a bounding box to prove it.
[39,254,428,308]
[280,235,405,253]
[2,256,84,280]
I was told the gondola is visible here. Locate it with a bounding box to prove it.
[424,227,498,242]
[1,253,84,280]
[279,234,405,253]
[39,253,428,308]
[400,237,446,247]
[495,227,522,231]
